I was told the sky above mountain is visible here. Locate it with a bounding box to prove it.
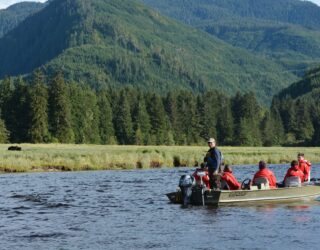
[0,0,46,9]
[0,0,320,9]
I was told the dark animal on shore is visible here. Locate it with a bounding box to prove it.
[8,146,22,151]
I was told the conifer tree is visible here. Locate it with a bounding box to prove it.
[237,117,254,146]
[261,111,275,146]
[0,77,13,138]
[176,92,199,145]
[83,90,101,144]
[164,92,179,143]
[69,83,100,144]
[147,94,167,145]
[114,90,134,144]
[28,70,50,143]
[295,100,314,143]
[232,92,262,146]
[270,106,285,145]
[0,116,9,143]
[97,91,115,144]
[8,77,29,142]
[216,96,234,145]
[198,92,218,141]
[48,72,74,143]
[133,94,151,145]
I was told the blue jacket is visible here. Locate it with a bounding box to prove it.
[205,147,222,172]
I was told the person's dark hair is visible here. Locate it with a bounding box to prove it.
[259,161,266,170]
[297,153,304,157]
[291,160,299,167]
[224,164,232,172]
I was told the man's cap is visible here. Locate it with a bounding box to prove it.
[207,138,216,143]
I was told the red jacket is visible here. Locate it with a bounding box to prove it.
[283,166,304,183]
[193,169,210,188]
[253,168,277,188]
[299,160,311,181]
[221,171,240,190]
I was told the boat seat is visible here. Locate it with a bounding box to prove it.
[250,185,258,190]
[220,180,230,190]
[253,177,270,189]
[285,176,301,187]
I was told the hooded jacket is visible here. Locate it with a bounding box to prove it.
[221,170,240,190]
[299,159,312,181]
[253,168,277,188]
[283,165,304,183]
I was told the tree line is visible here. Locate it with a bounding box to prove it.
[0,71,318,146]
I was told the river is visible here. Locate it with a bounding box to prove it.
[0,164,319,250]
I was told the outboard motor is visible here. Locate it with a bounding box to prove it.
[179,175,195,205]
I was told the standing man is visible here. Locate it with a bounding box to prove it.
[204,138,222,189]
[298,153,312,182]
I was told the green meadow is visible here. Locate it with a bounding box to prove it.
[0,144,319,173]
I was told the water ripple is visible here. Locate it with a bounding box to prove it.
[0,166,319,250]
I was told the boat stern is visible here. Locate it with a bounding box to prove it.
[166,191,183,204]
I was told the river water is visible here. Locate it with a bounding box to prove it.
[0,164,320,250]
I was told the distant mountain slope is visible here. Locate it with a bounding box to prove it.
[0,0,298,103]
[142,0,320,30]
[276,66,320,100]
[0,2,44,38]
[271,66,320,145]
[142,0,320,75]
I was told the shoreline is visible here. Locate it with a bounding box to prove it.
[1,144,319,173]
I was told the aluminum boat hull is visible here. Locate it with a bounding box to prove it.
[166,183,320,206]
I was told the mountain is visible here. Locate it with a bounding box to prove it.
[0,0,298,103]
[0,2,44,38]
[276,66,320,100]
[271,66,320,145]
[141,0,320,76]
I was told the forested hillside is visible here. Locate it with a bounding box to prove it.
[0,0,297,103]
[0,2,44,38]
[271,66,320,145]
[0,0,319,146]
[1,70,319,146]
[0,72,286,146]
[142,0,320,75]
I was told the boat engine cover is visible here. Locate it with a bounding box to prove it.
[179,175,195,187]
[179,175,195,205]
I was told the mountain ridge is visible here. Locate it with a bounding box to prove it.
[0,2,44,38]
[0,0,299,103]
[142,0,320,76]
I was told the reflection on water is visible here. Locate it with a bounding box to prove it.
[0,164,319,250]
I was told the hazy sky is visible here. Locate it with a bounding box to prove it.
[0,0,47,9]
[0,0,320,9]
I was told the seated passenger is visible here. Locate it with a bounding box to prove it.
[192,163,210,189]
[221,165,240,190]
[298,153,312,182]
[253,161,277,188]
[283,160,304,184]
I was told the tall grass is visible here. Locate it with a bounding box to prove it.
[0,144,319,173]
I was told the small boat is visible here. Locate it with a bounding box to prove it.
[167,175,320,206]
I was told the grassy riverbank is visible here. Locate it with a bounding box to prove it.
[0,144,319,173]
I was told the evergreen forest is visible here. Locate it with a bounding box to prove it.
[0,70,319,146]
[0,0,319,147]
[0,2,44,38]
[0,0,298,104]
[142,0,320,76]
